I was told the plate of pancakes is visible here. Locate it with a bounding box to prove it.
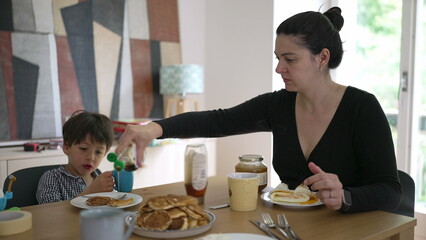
[70,192,143,209]
[126,194,216,239]
[261,183,323,208]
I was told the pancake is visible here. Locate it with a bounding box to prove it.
[148,196,174,210]
[270,183,312,203]
[85,195,135,207]
[274,183,290,191]
[197,218,209,227]
[139,211,172,231]
[137,194,210,231]
[188,217,198,228]
[294,184,311,196]
[271,190,310,203]
[109,197,134,207]
[168,217,189,230]
[86,196,111,206]
[167,207,188,218]
[179,206,203,220]
[187,204,209,219]
[167,194,198,207]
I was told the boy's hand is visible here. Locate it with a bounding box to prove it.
[88,171,115,193]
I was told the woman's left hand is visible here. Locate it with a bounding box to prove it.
[304,162,343,210]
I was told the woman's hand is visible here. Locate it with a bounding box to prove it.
[304,162,343,210]
[115,122,163,167]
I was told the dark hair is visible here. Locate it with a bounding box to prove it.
[62,110,114,150]
[276,7,344,69]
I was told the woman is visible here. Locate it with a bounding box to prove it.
[116,7,402,213]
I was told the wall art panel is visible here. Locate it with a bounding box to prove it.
[0,55,11,140]
[12,56,38,139]
[0,31,16,140]
[0,0,181,144]
[33,0,55,33]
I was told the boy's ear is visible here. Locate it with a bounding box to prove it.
[62,144,70,155]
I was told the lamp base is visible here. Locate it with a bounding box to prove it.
[164,97,199,118]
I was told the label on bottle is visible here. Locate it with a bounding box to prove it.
[191,152,208,190]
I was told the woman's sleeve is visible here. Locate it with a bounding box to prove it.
[36,172,64,204]
[154,92,274,138]
[346,94,402,213]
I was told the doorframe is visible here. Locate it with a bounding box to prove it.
[397,0,417,174]
[399,1,425,238]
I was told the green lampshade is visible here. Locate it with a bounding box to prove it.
[160,64,204,95]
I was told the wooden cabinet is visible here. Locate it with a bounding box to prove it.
[0,139,216,190]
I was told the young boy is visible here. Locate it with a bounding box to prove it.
[36,110,115,204]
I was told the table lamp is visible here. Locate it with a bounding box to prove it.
[160,64,204,118]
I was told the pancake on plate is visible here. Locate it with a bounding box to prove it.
[137,194,210,231]
[270,183,318,204]
[109,197,135,207]
[85,195,134,207]
[147,196,174,210]
[86,196,111,206]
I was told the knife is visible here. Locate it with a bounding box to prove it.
[250,219,282,240]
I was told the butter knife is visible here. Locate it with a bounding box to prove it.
[250,219,282,240]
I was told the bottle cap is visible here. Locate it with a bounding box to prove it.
[114,160,125,171]
[107,152,118,162]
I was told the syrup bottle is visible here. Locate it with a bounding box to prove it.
[107,142,137,171]
[184,144,208,204]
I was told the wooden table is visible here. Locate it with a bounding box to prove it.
[2,176,417,240]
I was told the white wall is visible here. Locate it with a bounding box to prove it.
[178,0,275,184]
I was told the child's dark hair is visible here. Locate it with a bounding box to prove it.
[62,110,114,150]
[276,7,344,69]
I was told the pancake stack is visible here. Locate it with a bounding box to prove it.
[137,194,210,231]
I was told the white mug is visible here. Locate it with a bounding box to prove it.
[80,206,136,240]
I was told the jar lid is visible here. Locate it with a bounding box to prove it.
[239,154,264,162]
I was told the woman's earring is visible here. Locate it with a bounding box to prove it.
[320,66,323,72]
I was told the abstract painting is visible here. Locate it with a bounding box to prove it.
[0,0,182,142]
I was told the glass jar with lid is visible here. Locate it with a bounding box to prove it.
[235,154,267,191]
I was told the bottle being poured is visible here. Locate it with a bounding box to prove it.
[107,142,138,172]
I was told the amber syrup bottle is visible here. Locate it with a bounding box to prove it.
[184,144,208,204]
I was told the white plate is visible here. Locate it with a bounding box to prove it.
[70,192,143,209]
[127,211,216,239]
[198,233,274,240]
[261,192,323,208]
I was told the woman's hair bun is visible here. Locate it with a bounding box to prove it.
[323,7,344,31]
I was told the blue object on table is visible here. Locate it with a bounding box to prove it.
[0,192,13,211]
[112,170,134,192]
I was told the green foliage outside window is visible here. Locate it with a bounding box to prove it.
[356,0,426,204]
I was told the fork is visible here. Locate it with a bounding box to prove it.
[113,193,127,200]
[277,213,300,240]
[262,212,290,239]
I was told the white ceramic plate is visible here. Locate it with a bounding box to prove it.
[70,192,143,209]
[261,192,323,208]
[127,211,216,239]
[198,233,274,240]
